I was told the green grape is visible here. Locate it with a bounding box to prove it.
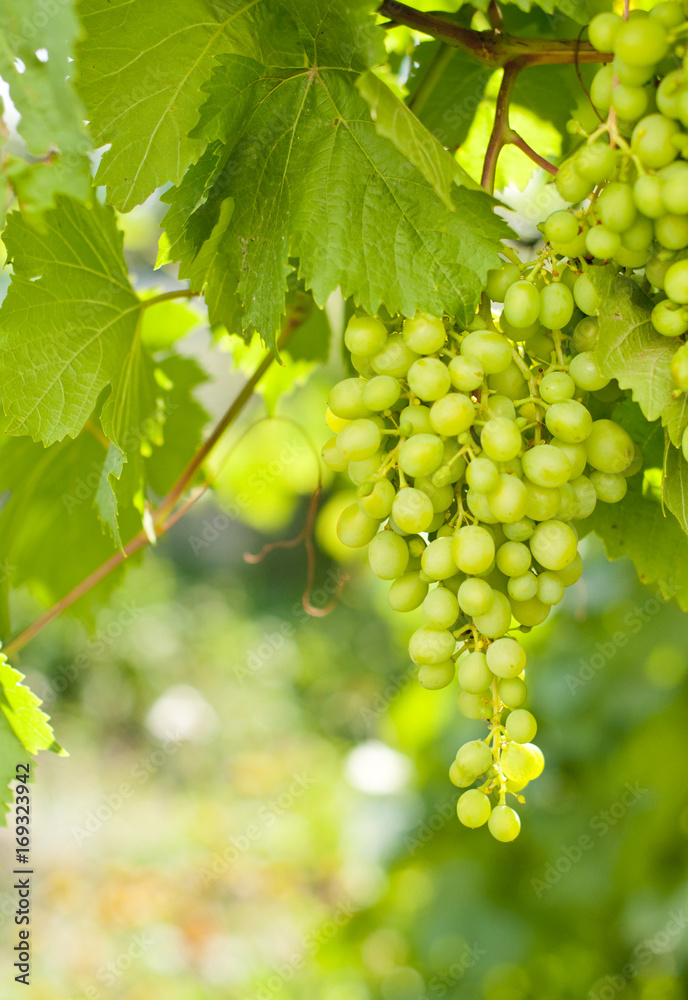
[632,114,679,169]
[573,316,599,352]
[503,518,534,542]
[337,504,381,547]
[488,474,529,523]
[633,174,666,219]
[506,709,538,743]
[486,636,526,678]
[651,300,688,336]
[449,759,475,786]
[610,82,649,121]
[402,313,446,354]
[569,352,609,391]
[657,69,686,120]
[570,475,597,519]
[614,245,651,269]
[496,541,532,577]
[488,804,521,842]
[524,481,561,521]
[328,377,372,419]
[573,273,601,316]
[392,487,435,533]
[466,456,500,494]
[671,343,688,391]
[529,519,578,571]
[414,476,454,513]
[457,652,493,697]
[368,530,409,580]
[488,362,528,400]
[466,488,498,524]
[507,572,538,601]
[510,594,551,626]
[503,281,541,329]
[590,65,614,112]
[542,210,579,245]
[481,417,522,462]
[551,439,587,478]
[344,314,388,357]
[408,357,452,401]
[358,477,396,519]
[539,282,575,329]
[612,56,654,88]
[557,482,578,522]
[661,164,688,214]
[362,375,401,411]
[615,18,668,67]
[649,1,685,28]
[371,334,420,378]
[544,400,593,443]
[585,419,634,473]
[389,572,429,612]
[589,470,628,503]
[351,353,376,379]
[473,591,512,638]
[322,437,349,472]
[399,404,434,436]
[575,142,617,183]
[460,330,512,374]
[622,445,643,478]
[655,214,688,250]
[458,578,495,617]
[418,661,455,690]
[429,393,475,436]
[432,441,467,486]
[457,789,492,828]
[588,10,623,51]
[456,739,492,777]
[347,454,384,487]
[499,455,523,478]
[456,690,492,720]
[501,742,544,782]
[665,260,688,304]
[421,536,459,581]
[338,418,382,461]
[499,676,527,708]
[486,262,521,302]
[539,371,575,403]
[452,525,495,575]
[620,214,654,252]
[537,571,565,605]
[409,625,456,665]
[597,182,637,234]
[522,444,572,488]
[486,395,516,421]
[586,225,621,259]
[422,587,460,628]
[448,355,484,391]
[558,552,584,586]
[398,433,445,477]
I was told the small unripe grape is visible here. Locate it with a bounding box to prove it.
[399,433,444,478]
[613,55,654,88]
[589,470,628,503]
[575,141,617,183]
[552,439,587,480]
[537,570,565,605]
[671,343,688,392]
[524,481,561,522]
[457,789,492,828]
[488,362,528,401]
[351,353,376,379]
[615,18,668,67]
[326,408,349,434]
[399,404,433,436]
[542,210,579,245]
[328,378,371,419]
[421,536,458,581]
[338,418,382,461]
[473,591,512,638]
[393,487,435,533]
[418,661,455,690]
[488,474,529,524]
[456,739,492,777]
[452,525,495,575]
[337,504,381,547]
[588,11,622,52]
[558,552,583,586]
[456,690,492,720]
[620,215,654,255]
[652,300,688,337]
[499,676,527,708]
[657,70,686,122]
[422,586,459,628]
[408,357,452,401]
[611,82,649,122]
[597,182,637,234]
[540,371,575,403]
[414,476,453,513]
[349,453,384,485]
[655,214,688,251]
[556,157,594,203]
[368,531,409,580]
[545,400,593,443]
[466,457,500,494]
[458,578,495,617]
[496,541,532,577]
[503,518,534,542]
[569,352,609,392]
[522,444,572,488]
[662,167,688,218]
[448,354,484,391]
[557,482,578,522]
[481,417,522,462]
[449,759,474,786]
[358,477,395,519]
[402,313,446,354]
[570,475,597,519]
[460,330,512,374]
[322,437,349,472]
[389,571,429,612]
[508,571,538,601]
[486,636,526,678]
[573,316,599,352]
[539,282,575,330]
[632,114,680,170]
[488,804,521,842]
[633,175,666,219]
[371,334,420,378]
[529,519,578,571]
[586,225,621,259]
[486,262,521,302]
[344,315,387,357]
[650,1,685,28]
[487,394,516,421]
[573,273,600,316]
[585,419,634,473]
[456,650,492,696]
[429,393,475,436]
[506,709,538,743]
[409,625,455,665]
[501,742,544,782]
[503,281,541,329]
[665,260,688,305]
[466,488,498,524]
[362,375,401,411]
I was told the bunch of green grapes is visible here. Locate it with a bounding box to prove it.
[324,305,639,842]
[544,2,688,416]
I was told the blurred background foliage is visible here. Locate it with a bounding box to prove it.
[0,192,686,1000]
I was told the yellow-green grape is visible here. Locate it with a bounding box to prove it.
[414,476,454,513]
[398,433,444,477]
[418,661,455,690]
[615,18,668,67]
[486,262,521,302]
[358,477,395,519]
[460,329,513,374]
[337,504,381,547]
[486,636,526,678]
[337,418,382,461]
[501,741,544,783]
[556,482,579,522]
[422,587,460,628]
[588,11,623,52]
[502,518,535,542]
[573,273,600,316]
[326,407,349,433]
[322,437,349,472]
[661,164,688,216]
[456,690,492,720]
[457,789,492,828]
[573,316,599,352]
[480,417,523,462]
[399,404,433,436]
[652,300,688,337]
[328,377,372,419]
[362,375,401,411]
[539,282,574,329]
[503,281,541,329]
[558,553,584,587]
[665,260,688,304]
[521,444,572,489]
[586,225,621,259]
[496,540,532,577]
[655,214,688,251]
[371,334,420,377]
[633,175,666,220]
[488,362,528,400]
[368,530,409,580]
[421,537,459,581]
[488,804,521,842]
[671,343,688,392]
[540,371,575,403]
[507,572,538,601]
[388,572,429,612]
[589,470,628,503]
[506,709,538,743]
[348,453,384,485]
[466,488,499,524]
[569,352,609,392]
[632,114,680,170]
[551,439,587,479]
[409,625,456,665]
[448,354,484,391]
[486,394,516,421]
[544,400,593,443]
[487,474,529,523]
[498,676,527,708]
[529,519,578,571]
[585,419,635,473]
[473,591,512,638]
[429,393,475,436]
[524,481,561,522]
[344,314,388,357]
[466,456,500,493]
[457,650,493,693]
[458,578,495,617]
[402,313,446,354]
[449,759,475,787]
[650,1,685,28]
[537,571,565,606]
[392,487,435,533]
[556,157,595,203]
[575,141,617,184]
[455,739,492,778]
[569,475,597,518]
[452,525,496,575]
[407,357,452,401]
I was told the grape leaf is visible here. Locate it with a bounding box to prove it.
[662,392,688,449]
[355,69,481,208]
[0,652,65,756]
[75,0,305,212]
[146,356,209,496]
[611,399,664,470]
[662,438,688,538]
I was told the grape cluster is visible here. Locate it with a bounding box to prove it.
[324,306,639,841]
